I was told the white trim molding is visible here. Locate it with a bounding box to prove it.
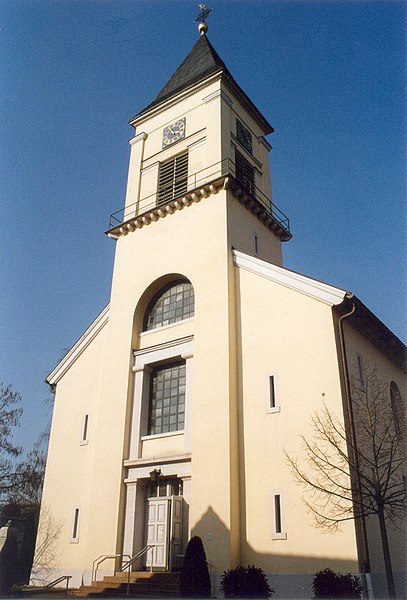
[202,89,233,106]
[47,305,110,386]
[233,250,350,306]
[129,132,148,146]
[128,337,194,460]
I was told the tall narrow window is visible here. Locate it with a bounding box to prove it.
[81,414,89,444]
[271,492,286,539]
[235,149,255,196]
[148,362,186,435]
[269,376,276,409]
[274,495,282,533]
[253,233,259,256]
[356,354,365,391]
[157,151,188,205]
[266,375,280,413]
[390,381,405,444]
[71,507,80,542]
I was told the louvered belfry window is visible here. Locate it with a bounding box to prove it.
[157,151,189,205]
[235,149,255,196]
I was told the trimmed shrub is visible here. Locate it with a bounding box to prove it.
[312,568,363,599]
[180,536,211,597]
[221,565,274,598]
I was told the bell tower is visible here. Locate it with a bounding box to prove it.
[106,18,291,265]
[87,13,292,574]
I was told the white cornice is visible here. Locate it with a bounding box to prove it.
[202,89,233,106]
[233,250,349,306]
[47,305,110,386]
[259,136,272,151]
[129,132,147,145]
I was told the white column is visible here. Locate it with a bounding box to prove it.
[182,353,194,453]
[129,365,151,459]
[124,132,147,212]
[122,482,138,561]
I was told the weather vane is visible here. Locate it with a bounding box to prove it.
[195,3,212,35]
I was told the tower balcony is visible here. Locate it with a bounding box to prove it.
[106,159,292,241]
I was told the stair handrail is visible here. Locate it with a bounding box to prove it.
[92,553,131,582]
[119,544,155,572]
[119,544,156,596]
[23,575,72,596]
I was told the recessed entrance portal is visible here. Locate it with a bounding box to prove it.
[145,478,183,571]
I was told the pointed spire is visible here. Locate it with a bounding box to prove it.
[131,32,273,135]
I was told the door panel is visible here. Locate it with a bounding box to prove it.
[170,497,183,570]
[145,499,169,569]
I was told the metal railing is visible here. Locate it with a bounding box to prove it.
[91,553,130,582]
[120,544,156,595]
[107,158,290,235]
[24,575,72,596]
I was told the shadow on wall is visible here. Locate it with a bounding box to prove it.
[190,506,405,600]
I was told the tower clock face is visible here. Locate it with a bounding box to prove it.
[236,119,253,154]
[162,118,186,148]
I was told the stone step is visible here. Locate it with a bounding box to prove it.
[72,571,180,598]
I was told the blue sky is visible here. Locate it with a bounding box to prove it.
[1,0,405,453]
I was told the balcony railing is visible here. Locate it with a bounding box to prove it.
[107,158,290,236]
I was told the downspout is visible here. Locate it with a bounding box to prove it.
[337,302,373,599]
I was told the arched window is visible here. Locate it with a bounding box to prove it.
[143,280,194,331]
[390,381,405,441]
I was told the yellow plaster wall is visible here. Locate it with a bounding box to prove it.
[36,321,108,570]
[234,265,360,573]
[80,190,238,573]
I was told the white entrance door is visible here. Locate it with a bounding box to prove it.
[145,497,183,570]
[146,498,170,569]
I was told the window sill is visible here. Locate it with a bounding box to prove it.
[140,317,194,337]
[272,532,287,540]
[79,440,89,446]
[266,406,281,414]
[141,430,184,441]
[70,538,79,544]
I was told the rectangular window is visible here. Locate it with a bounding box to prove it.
[157,151,188,205]
[266,375,280,413]
[274,495,282,533]
[80,414,89,444]
[254,233,259,256]
[71,507,80,542]
[356,354,365,391]
[148,362,186,435]
[271,492,286,539]
[235,149,255,196]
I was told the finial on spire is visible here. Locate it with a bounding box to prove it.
[195,3,212,35]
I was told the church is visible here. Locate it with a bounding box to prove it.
[33,14,406,600]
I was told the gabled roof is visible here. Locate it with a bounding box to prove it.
[47,305,110,386]
[233,250,406,373]
[132,34,274,134]
[232,250,350,306]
